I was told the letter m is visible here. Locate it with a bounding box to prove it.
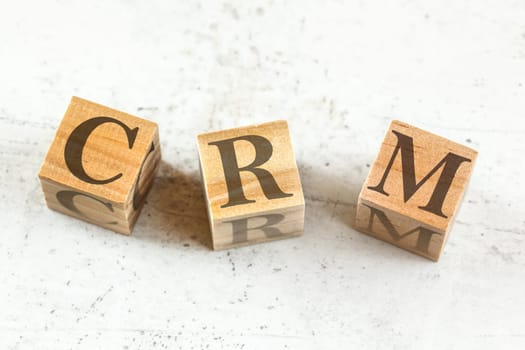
[367,130,471,218]
[362,204,441,255]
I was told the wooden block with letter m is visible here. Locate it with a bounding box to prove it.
[38,96,161,234]
[355,120,477,261]
[197,120,305,250]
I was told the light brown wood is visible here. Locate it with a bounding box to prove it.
[355,120,477,261]
[197,120,305,250]
[38,96,161,234]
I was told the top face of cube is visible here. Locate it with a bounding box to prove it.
[38,97,158,204]
[197,120,304,221]
[360,120,477,232]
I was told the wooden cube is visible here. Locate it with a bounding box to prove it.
[38,96,161,234]
[197,120,305,250]
[355,120,477,261]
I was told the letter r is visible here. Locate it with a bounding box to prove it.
[209,135,293,208]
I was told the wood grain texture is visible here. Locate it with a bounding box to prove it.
[2,1,525,349]
[38,97,161,234]
[355,120,477,261]
[197,120,305,249]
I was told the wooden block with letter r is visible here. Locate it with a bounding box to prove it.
[38,96,161,234]
[197,120,305,250]
[355,120,477,261]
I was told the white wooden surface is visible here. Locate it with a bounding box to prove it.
[1,1,524,349]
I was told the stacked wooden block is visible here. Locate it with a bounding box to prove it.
[355,120,477,261]
[197,121,305,250]
[38,97,161,234]
[39,97,477,261]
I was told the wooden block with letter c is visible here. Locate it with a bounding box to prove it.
[355,120,477,261]
[38,96,161,234]
[197,120,305,250]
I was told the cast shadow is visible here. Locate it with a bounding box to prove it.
[133,160,212,250]
[299,160,433,262]
[299,160,365,229]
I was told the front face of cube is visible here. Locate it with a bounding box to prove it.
[38,97,160,234]
[355,200,446,260]
[197,121,305,250]
[356,120,477,261]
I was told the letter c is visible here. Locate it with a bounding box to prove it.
[64,116,139,184]
[56,190,117,225]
